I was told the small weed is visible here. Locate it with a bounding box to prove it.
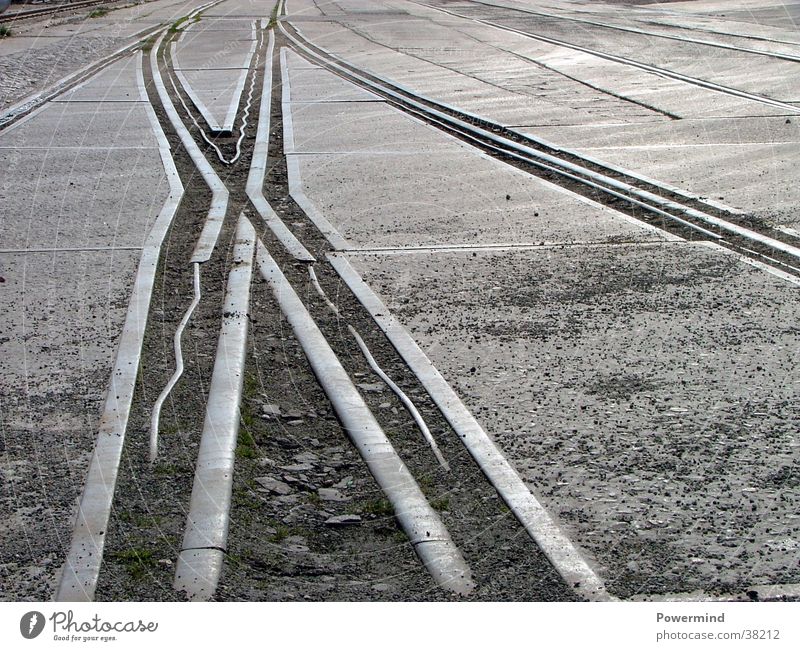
[117,511,163,528]
[169,13,200,34]
[0,26,13,39]
[153,462,179,477]
[269,525,291,543]
[88,9,109,18]
[242,372,260,398]
[392,530,409,544]
[430,496,450,512]
[233,486,262,510]
[169,16,189,33]
[360,498,394,517]
[110,548,155,580]
[158,420,182,437]
[236,423,257,459]
[268,1,280,28]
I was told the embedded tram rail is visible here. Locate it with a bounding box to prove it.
[1,0,798,604]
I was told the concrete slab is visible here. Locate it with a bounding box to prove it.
[285,100,465,153]
[177,67,250,132]
[0,147,169,250]
[286,67,383,102]
[201,0,272,18]
[0,249,140,399]
[289,150,669,249]
[550,142,800,230]
[523,115,800,148]
[344,241,800,595]
[282,48,322,69]
[285,0,326,17]
[0,102,157,148]
[484,13,800,103]
[172,38,256,70]
[0,249,139,597]
[288,20,665,125]
[184,18,257,32]
[290,15,787,124]
[53,56,145,103]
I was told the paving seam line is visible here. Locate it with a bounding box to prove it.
[412,0,800,114]
[53,50,186,602]
[174,214,256,601]
[342,240,691,255]
[284,27,800,262]
[327,253,614,602]
[245,31,315,262]
[0,0,224,131]
[257,240,474,596]
[283,20,749,217]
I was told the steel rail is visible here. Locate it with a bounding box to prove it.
[414,0,800,115]
[307,266,450,471]
[0,0,113,23]
[427,0,800,63]
[54,50,185,602]
[246,30,316,262]
[279,21,800,270]
[257,241,475,595]
[174,214,256,601]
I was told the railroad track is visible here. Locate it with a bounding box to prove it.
[53,5,612,602]
[279,17,800,281]
[48,0,799,605]
[0,0,121,23]
[423,0,800,62]
[416,0,800,113]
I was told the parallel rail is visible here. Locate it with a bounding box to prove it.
[279,19,800,277]
[0,0,118,23]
